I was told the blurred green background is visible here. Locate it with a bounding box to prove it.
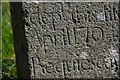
[2,2,17,79]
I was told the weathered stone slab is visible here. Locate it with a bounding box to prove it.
[10,2,119,79]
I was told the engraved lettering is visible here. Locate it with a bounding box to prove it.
[43,35,53,53]
[66,60,73,72]
[92,27,103,41]
[46,62,54,73]
[81,59,90,70]
[54,35,63,46]
[74,27,87,47]
[97,59,103,68]
[77,13,85,23]
[39,64,46,74]
[113,6,119,20]
[61,28,69,45]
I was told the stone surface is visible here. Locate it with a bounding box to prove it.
[10,2,119,79]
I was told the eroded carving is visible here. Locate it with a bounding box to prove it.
[21,2,119,79]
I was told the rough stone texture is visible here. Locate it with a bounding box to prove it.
[10,2,119,79]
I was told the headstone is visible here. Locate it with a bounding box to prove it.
[10,2,119,79]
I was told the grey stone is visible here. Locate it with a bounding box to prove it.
[10,2,119,79]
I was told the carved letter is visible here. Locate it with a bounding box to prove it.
[46,62,54,73]
[81,59,90,70]
[43,35,53,53]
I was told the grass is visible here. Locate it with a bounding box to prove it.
[2,2,17,79]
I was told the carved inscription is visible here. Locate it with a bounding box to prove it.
[43,26,105,52]
[30,56,118,78]
[23,2,119,78]
[92,27,103,41]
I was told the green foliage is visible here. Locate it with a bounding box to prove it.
[2,2,17,79]
[2,59,16,79]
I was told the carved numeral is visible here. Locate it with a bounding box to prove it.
[92,27,103,41]
[73,27,88,47]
